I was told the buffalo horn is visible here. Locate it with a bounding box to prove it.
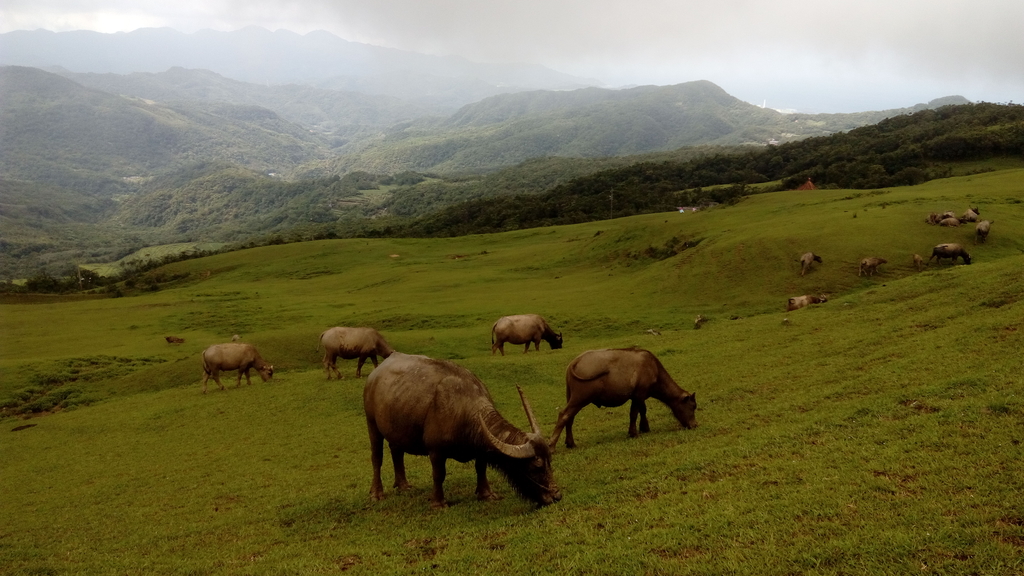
[516,385,543,436]
[478,414,536,459]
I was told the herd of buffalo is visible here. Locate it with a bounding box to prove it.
[189,204,993,508]
[786,206,994,312]
[195,314,697,508]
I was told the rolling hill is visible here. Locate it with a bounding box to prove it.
[0,27,599,109]
[0,66,333,190]
[1,169,1022,574]
[304,83,970,175]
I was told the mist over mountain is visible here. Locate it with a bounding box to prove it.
[0,27,600,108]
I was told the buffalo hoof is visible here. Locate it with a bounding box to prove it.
[430,499,449,509]
[477,491,500,501]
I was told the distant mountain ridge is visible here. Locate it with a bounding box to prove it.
[307,83,971,174]
[0,66,332,188]
[0,27,599,108]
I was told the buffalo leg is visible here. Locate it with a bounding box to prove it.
[390,445,411,491]
[475,459,497,501]
[492,342,505,356]
[208,370,224,391]
[628,400,642,437]
[324,353,337,380]
[428,452,448,508]
[368,421,386,501]
[550,404,585,449]
[633,399,650,434]
[523,342,531,353]
[356,356,366,378]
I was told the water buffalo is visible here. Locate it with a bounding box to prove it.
[975,220,993,244]
[550,348,697,449]
[800,252,822,276]
[939,217,961,227]
[317,327,395,379]
[929,243,971,265]
[859,257,888,276]
[165,336,184,344]
[201,343,273,394]
[960,207,980,223]
[925,212,942,225]
[491,314,563,355]
[786,294,827,312]
[364,352,562,508]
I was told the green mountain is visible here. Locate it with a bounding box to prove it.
[309,82,969,174]
[53,67,449,150]
[0,66,332,189]
[0,65,990,281]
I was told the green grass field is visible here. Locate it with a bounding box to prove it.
[2,169,1023,575]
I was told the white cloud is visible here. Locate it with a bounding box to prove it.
[1,0,1021,112]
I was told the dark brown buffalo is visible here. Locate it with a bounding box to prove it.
[786,294,827,312]
[364,352,562,508]
[800,252,822,276]
[550,348,697,449]
[165,336,185,344]
[201,343,273,394]
[975,220,993,244]
[317,327,395,379]
[929,243,972,265]
[491,314,563,355]
[859,257,888,276]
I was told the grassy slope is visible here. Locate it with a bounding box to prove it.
[2,170,1023,575]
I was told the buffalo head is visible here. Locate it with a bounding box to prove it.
[479,386,562,506]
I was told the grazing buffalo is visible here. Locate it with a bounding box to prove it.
[550,348,697,449]
[929,243,972,265]
[960,207,980,223]
[364,352,562,508]
[786,294,828,312]
[317,327,395,379]
[975,220,993,244]
[201,343,273,394]
[859,257,888,276]
[913,253,924,271]
[800,252,822,276]
[491,314,563,355]
[165,336,185,344]
[939,217,961,227]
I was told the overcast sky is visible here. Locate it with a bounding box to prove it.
[2,0,1021,113]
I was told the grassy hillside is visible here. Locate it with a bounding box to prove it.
[2,170,1023,574]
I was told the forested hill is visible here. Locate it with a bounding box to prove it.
[374,103,1024,238]
[304,83,969,175]
[0,66,332,191]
